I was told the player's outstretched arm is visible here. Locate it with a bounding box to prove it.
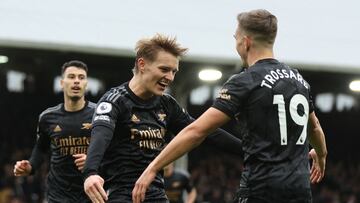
[204,128,243,156]
[132,107,229,203]
[308,112,327,183]
[13,160,32,176]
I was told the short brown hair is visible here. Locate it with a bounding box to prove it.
[237,9,277,45]
[133,34,188,72]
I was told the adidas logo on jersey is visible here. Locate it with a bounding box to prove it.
[53,125,62,132]
[131,114,140,123]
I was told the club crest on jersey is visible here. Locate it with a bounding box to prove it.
[96,102,112,114]
[157,113,166,122]
[53,125,62,132]
[81,123,92,130]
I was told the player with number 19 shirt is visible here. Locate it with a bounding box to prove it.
[132,10,327,203]
[213,58,313,201]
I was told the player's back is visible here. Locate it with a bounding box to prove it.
[235,59,313,202]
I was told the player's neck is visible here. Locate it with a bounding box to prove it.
[129,76,154,100]
[64,97,86,112]
[247,48,274,67]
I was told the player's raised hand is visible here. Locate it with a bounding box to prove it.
[132,167,157,203]
[13,160,32,176]
[309,149,326,184]
[73,153,86,171]
[84,175,108,203]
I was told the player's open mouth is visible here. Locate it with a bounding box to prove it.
[158,81,168,89]
[71,86,81,92]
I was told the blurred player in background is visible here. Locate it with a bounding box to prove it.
[13,60,95,202]
[83,34,242,203]
[133,9,327,203]
[164,162,196,203]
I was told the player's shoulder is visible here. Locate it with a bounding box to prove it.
[160,93,183,112]
[39,103,63,120]
[101,83,129,103]
[161,93,177,103]
[247,58,292,83]
[224,70,254,87]
[286,65,311,90]
[87,101,97,109]
[84,101,97,116]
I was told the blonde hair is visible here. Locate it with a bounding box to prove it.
[133,34,188,73]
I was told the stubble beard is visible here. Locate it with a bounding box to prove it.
[69,95,82,102]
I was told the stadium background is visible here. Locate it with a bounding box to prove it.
[1,1,360,202]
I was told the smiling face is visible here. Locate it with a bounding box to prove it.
[60,66,88,101]
[137,50,179,98]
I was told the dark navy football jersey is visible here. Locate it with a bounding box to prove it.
[29,101,95,202]
[213,59,314,202]
[84,82,193,201]
[164,170,194,203]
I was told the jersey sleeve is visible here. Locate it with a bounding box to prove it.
[212,73,254,118]
[164,94,194,134]
[204,128,243,155]
[307,83,315,113]
[163,94,243,154]
[29,114,50,174]
[92,89,124,130]
[295,69,315,114]
[83,89,124,179]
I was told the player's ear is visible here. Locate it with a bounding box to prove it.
[244,36,251,51]
[137,58,146,73]
[60,77,64,90]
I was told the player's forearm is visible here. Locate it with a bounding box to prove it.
[28,142,48,174]
[151,123,208,173]
[150,108,227,172]
[83,125,113,179]
[28,148,41,174]
[308,113,327,158]
[309,127,327,157]
[29,130,50,174]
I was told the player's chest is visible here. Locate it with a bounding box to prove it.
[124,107,168,130]
[47,114,92,138]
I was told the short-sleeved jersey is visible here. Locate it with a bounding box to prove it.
[30,101,95,202]
[164,170,194,203]
[213,59,314,202]
[85,82,193,200]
